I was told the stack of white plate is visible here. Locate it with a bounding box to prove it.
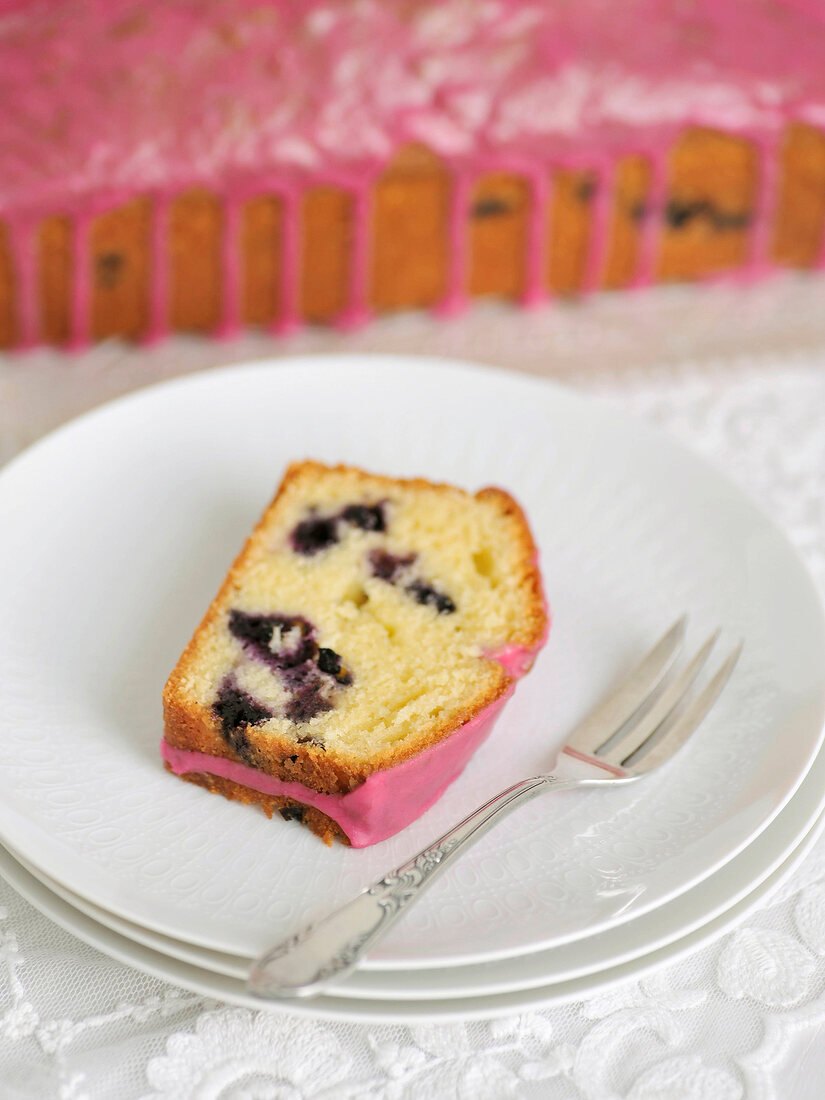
[0,356,823,1025]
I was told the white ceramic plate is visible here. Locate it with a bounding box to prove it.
[0,355,823,969]
[1,811,822,1024]
[12,719,825,1000]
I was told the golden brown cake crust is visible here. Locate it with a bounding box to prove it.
[169,189,222,333]
[166,764,348,846]
[90,197,152,341]
[163,460,547,797]
[6,125,825,345]
[241,195,283,326]
[37,215,72,345]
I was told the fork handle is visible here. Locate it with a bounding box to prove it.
[247,774,584,999]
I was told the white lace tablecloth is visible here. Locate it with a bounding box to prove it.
[2,275,825,1099]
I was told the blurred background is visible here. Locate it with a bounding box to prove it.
[3,0,825,457]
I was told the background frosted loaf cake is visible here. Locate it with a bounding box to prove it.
[162,461,547,846]
[3,1,825,348]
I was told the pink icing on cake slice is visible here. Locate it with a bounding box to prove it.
[162,635,544,847]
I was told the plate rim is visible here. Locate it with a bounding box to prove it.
[0,809,821,1024]
[11,721,825,1000]
[1,352,824,968]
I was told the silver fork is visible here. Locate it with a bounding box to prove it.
[247,617,741,1000]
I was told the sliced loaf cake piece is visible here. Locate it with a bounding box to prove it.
[162,460,547,846]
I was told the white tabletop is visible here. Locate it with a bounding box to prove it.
[2,276,825,1099]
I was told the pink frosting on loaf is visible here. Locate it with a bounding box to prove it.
[162,686,511,848]
[7,0,819,344]
[162,633,546,846]
[3,0,825,213]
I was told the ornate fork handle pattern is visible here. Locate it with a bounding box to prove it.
[247,774,591,998]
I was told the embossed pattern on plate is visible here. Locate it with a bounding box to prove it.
[0,811,823,1023]
[0,355,823,967]
[9,721,825,1001]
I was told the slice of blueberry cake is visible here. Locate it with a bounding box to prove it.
[162,461,547,846]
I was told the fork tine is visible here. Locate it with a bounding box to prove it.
[596,630,720,765]
[564,615,687,758]
[628,642,743,775]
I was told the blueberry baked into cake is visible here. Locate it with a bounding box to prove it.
[162,461,547,846]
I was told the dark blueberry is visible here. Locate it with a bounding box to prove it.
[228,609,274,650]
[288,693,332,723]
[266,618,317,668]
[229,610,316,668]
[317,646,353,686]
[665,199,705,229]
[317,647,341,676]
[576,178,597,203]
[291,514,339,556]
[342,502,386,532]
[665,199,750,233]
[711,208,751,231]
[279,663,313,691]
[213,679,272,764]
[226,609,352,729]
[284,675,334,723]
[471,197,512,218]
[96,251,124,288]
[369,548,416,583]
[406,579,456,614]
[630,201,648,223]
[279,805,305,823]
[291,501,388,554]
[222,723,255,764]
[214,679,272,735]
